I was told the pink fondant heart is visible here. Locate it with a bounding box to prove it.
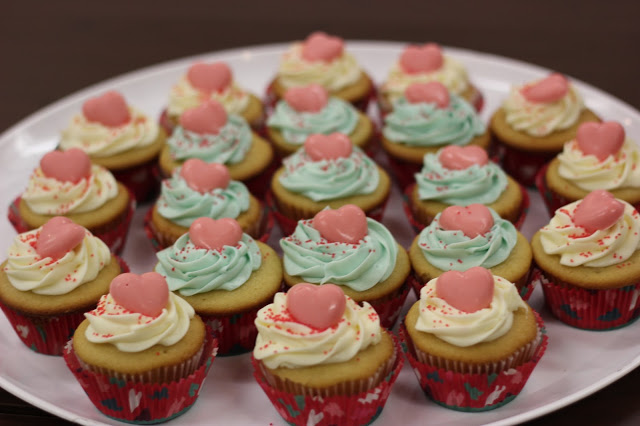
[179,100,228,135]
[179,159,230,193]
[287,283,346,330]
[35,217,86,260]
[313,204,368,244]
[576,121,625,161]
[439,204,494,238]
[304,133,352,161]
[573,190,625,233]
[82,91,131,127]
[521,73,569,103]
[110,272,169,318]
[284,84,329,112]
[436,267,494,313]
[439,146,489,170]
[405,82,450,108]
[301,32,344,62]
[399,43,444,74]
[189,217,243,251]
[186,62,232,94]
[40,148,92,184]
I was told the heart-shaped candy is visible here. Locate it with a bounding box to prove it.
[284,84,329,112]
[110,272,169,318]
[35,217,86,260]
[179,100,228,135]
[436,267,494,313]
[439,204,494,238]
[82,91,131,127]
[179,159,230,193]
[399,43,444,74]
[186,62,232,94]
[301,32,344,62]
[521,73,569,103]
[304,133,352,161]
[439,145,489,170]
[313,204,368,244]
[189,217,243,251]
[573,190,625,233]
[287,283,346,330]
[405,82,450,108]
[576,121,625,161]
[40,148,92,184]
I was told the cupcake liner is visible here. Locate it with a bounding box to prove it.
[199,305,263,356]
[112,160,161,204]
[252,333,404,426]
[490,140,556,187]
[243,156,278,201]
[159,109,175,136]
[386,154,422,191]
[63,326,218,424]
[368,282,410,330]
[0,257,129,356]
[400,311,548,411]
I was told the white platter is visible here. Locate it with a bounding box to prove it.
[1,41,639,426]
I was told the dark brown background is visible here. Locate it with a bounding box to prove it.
[1,0,639,424]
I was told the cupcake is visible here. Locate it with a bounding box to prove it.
[146,159,266,250]
[58,91,166,202]
[266,84,375,158]
[531,190,640,329]
[280,204,411,328]
[381,82,490,189]
[0,217,125,355]
[11,148,134,254]
[158,100,274,198]
[379,43,483,114]
[401,267,547,411]
[252,284,403,426]
[64,271,216,423]
[154,217,283,355]
[267,31,374,112]
[490,73,601,186]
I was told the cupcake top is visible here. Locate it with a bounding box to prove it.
[267,84,359,144]
[281,205,397,291]
[155,217,261,296]
[416,267,527,347]
[3,217,111,295]
[502,73,584,137]
[22,148,118,215]
[60,91,160,157]
[415,145,507,205]
[279,133,379,201]
[539,190,640,267]
[253,284,381,369]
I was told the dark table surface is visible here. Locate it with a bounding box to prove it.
[1,1,639,425]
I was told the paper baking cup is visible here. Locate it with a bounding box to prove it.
[63,326,218,424]
[199,305,263,356]
[490,140,557,187]
[368,282,410,330]
[252,334,403,426]
[400,311,548,412]
[112,160,161,203]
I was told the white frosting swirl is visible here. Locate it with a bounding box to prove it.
[167,76,250,117]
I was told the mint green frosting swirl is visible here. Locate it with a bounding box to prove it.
[279,147,379,201]
[383,95,485,146]
[156,168,250,227]
[415,151,508,204]
[280,217,397,291]
[167,114,252,165]
[267,98,359,144]
[155,233,262,296]
[418,208,517,270]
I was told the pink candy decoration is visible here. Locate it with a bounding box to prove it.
[573,190,625,233]
[439,204,494,238]
[110,272,169,318]
[286,283,346,330]
[436,267,495,313]
[576,121,625,161]
[301,32,344,62]
[179,159,230,193]
[82,91,131,127]
[35,217,86,260]
[284,84,329,112]
[405,82,450,108]
[439,145,488,170]
[179,100,228,135]
[399,43,444,74]
[189,217,243,252]
[313,204,368,244]
[304,133,352,161]
[521,73,569,103]
[186,62,232,94]
[40,148,92,184]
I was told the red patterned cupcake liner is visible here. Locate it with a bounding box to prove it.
[243,156,278,201]
[369,282,410,330]
[112,160,161,204]
[199,305,262,356]
[63,326,218,424]
[490,140,557,187]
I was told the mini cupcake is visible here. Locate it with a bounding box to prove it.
[252,284,403,426]
[490,73,600,186]
[531,190,640,329]
[266,84,375,158]
[154,217,282,355]
[0,217,125,355]
[401,267,547,411]
[64,272,216,423]
[267,31,374,112]
[10,148,134,254]
[381,82,489,188]
[58,91,166,202]
[280,205,411,328]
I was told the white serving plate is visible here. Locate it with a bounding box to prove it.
[0,41,639,426]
